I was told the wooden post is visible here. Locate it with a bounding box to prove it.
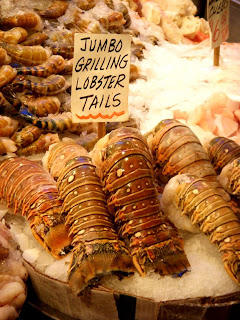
[98,122,106,140]
[213,46,220,66]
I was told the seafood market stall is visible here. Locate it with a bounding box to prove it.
[0,0,240,319]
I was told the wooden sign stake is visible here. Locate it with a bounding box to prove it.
[98,122,106,140]
[213,46,220,66]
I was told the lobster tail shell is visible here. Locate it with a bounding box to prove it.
[208,137,240,174]
[164,174,240,284]
[149,119,230,200]
[47,149,135,294]
[0,157,72,259]
[93,126,190,277]
[68,240,134,294]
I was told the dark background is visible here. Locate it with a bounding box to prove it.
[193,0,240,42]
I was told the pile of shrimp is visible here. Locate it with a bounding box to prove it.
[0,220,28,320]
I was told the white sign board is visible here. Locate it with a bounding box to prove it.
[71,33,131,122]
[207,0,230,49]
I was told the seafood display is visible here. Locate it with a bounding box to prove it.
[0,222,28,320]
[92,127,190,276]
[0,0,240,318]
[0,0,210,160]
[45,141,134,294]
[0,157,72,259]
[161,174,240,284]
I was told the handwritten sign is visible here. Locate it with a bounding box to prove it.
[71,33,131,123]
[207,0,230,49]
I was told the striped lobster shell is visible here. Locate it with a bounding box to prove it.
[0,157,71,259]
[208,137,240,174]
[44,140,89,180]
[148,119,229,199]
[46,142,134,294]
[92,127,190,277]
[207,137,240,215]
[162,174,240,284]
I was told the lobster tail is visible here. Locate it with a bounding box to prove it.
[0,157,72,259]
[162,174,240,284]
[92,127,190,277]
[148,119,230,201]
[208,137,240,174]
[45,144,135,294]
[68,240,134,294]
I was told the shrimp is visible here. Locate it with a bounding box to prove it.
[21,32,48,46]
[99,12,126,33]
[0,43,51,66]
[0,48,11,66]
[38,1,69,19]
[11,125,42,147]
[75,0,96,10]
[0,12,43,31]
[0,65,17,88]
[59,58,73,75]
[0,116,18,137]
[16,55,66,77]
[49,44,74,59]
[16,133,59,156]
[0,137,17,155]
[0,27,28,44]
[13,74,69,95]
[20,95,61,117]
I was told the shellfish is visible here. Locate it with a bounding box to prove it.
[0,65,17,88]
[11,124,42,147]
[147,119,229,199]
[16,133,59,156]
[162,174,240,284]
[38,1,68,19]
[0,157,72,258]
[0,115,18,137]
[0,43,51,66]
[0,13,43,31]
[19,109,75,132]
[16,55,66,77]
[0,48,11,66]
[52,146,135,294]
[92,127,190,276]
[19,95,61,117]
[0,27,28,44]
[21,32,48,46]
[13,74,69,95]
[208,137,240,174]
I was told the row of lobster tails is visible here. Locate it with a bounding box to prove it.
[145,119,240,285]
[44,140,135,294]
[92,127,190,277]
